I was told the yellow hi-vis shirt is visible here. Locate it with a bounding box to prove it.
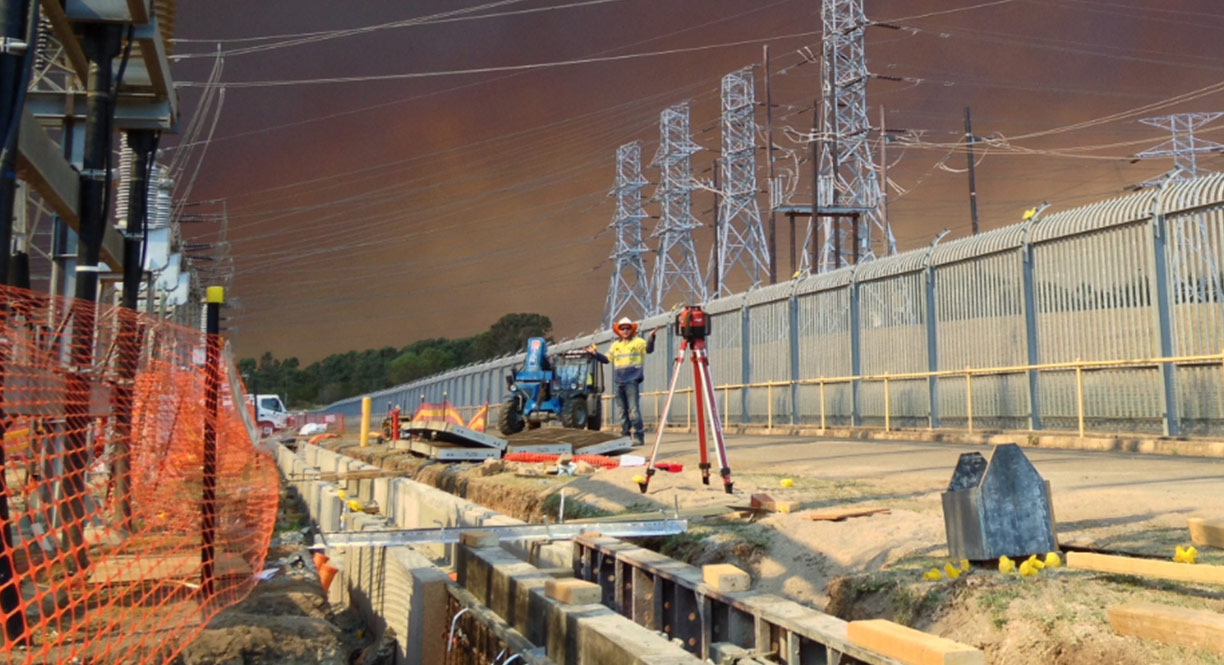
[598,336,654,384]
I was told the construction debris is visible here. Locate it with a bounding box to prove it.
[808,507,891,522]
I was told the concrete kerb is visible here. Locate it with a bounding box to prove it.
[459,542,705,665]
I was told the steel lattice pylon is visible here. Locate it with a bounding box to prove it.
[1137,113,1224,304]
[651,103,706,312]
[800,0,895,274]
[712,68,770,296]
[603,141,653,327]
[1137,113,1224,183]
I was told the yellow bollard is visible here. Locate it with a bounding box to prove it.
[883,374,891,432]
[767,383,773,430]
[360,396,371,447]
[819,379,826,431]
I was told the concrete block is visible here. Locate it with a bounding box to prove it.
[702,564,751,593]
[460,530,499,548]
[546,578,602,605]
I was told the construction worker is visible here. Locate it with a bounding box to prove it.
[587,317,657,446]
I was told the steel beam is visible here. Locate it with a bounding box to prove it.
[64,0,150,23]
[318,519,688,548]
[27,91,174,129]
[15,106,123,270]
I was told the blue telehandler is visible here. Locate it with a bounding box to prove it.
[498,337,604,435]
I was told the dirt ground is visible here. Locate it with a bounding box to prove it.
[177,484,366,665]
[319,432,1224,664]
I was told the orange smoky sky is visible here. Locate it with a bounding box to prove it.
[168,0,1224,363]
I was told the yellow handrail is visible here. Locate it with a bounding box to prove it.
[478,350,1224,437]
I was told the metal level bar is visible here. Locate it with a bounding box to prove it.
[318,519,688,548]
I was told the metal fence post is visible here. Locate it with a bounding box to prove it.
[966,367,974,433]
[789,293,800,426]
[741,306,750,425]
[1020,224,1043,431]
[1149,208,1179,436]
[1075,358,1085,437]
[850,275,862,427]
[202,286,223,599]
[925,265,940,429]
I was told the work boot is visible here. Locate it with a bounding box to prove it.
[633,434,645,447]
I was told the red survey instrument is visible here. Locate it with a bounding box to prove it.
[638,305,734,494]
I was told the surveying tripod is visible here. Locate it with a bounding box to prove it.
[638,306,734,494]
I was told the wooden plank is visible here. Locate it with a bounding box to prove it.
[88,552,252,584]
[846,620,984,665]
[1108,602,1224,653]
[808,507,891,522]
[1065,551,1224,585]
[1188,517,1224,550]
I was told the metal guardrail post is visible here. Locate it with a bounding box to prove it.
[965,367,974,433]
[883,374,890,432]
[1075,358,1086,437]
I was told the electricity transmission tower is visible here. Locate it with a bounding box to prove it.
[1136,113,1224,184]
[800,0,895,274]
[603,141,653,327]
[651,103,706,311]
[712,68,770,296]
[1136,113,1224,303]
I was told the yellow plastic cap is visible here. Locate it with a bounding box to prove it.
[206,286,225,304]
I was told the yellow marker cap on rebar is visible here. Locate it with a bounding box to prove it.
[206,286,225,304]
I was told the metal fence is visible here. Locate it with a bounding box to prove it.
[325,175,1224,438]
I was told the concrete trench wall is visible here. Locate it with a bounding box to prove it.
[278,442,910,665]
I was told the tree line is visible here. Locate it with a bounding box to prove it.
[237,313,552,408]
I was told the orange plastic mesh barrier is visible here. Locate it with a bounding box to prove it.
[0,287,278,664]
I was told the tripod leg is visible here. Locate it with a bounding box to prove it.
[691,347,710,485]
[696,345,734,494]
[639,341,688,493]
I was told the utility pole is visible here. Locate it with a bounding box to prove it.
[879,105,889,231]
[965,106,979,235]
[763,45,777,284]
[810,97,822,271]
[712,158,720,295]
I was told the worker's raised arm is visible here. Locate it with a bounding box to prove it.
[585,344,609,364]
[646,328,658,353]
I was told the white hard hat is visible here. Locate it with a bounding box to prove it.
[617,317,633,326]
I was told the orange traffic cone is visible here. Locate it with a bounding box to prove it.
[312,552,329,569]
[318,563,339,593]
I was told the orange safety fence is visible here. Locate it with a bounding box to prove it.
[0,286,278,664]
[466,403,489,433]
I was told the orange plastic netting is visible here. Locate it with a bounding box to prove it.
[0,286,278,664]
